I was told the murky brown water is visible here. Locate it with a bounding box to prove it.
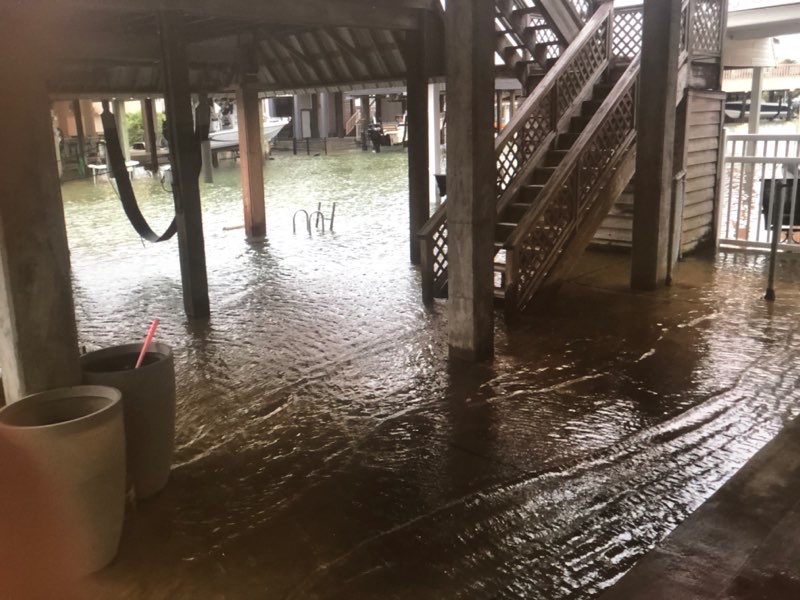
[60,150,800,599]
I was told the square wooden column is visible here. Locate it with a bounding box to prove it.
[446,0,496,361]
[631,0,682,290]
[0,10,81,402]
[406,26,430,266]
[334,92,345,138]
[236,85,267,240]
[72,99,87,176]
[112,99,131,162]
[142,97,160,173]
[159,11,210,318]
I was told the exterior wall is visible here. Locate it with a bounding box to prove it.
[681,90,726,253]
[593,91,726,254]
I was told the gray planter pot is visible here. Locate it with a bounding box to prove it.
[0,385,126,573]
[81,342,176,499]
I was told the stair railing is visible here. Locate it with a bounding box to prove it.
[345,109,361,137]
[419,1,614,303]
[503,55,640,313]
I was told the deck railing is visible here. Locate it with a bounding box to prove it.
[345,109,361,137]
[719,134,800,254]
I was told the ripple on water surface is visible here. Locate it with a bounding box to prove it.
[61,150,800,599]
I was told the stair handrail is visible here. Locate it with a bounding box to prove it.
[345,109,362,136]
[419,1,614,303]
[504,55,641,312]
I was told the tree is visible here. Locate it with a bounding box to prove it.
[127,111,144,145]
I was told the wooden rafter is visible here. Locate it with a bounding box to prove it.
[42,0,431,31]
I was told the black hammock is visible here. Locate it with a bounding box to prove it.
[100,101,209,243]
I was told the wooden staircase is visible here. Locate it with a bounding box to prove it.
[419,0,726,315]
[495,59,639,308]
[420,2,641,314]
[494,0,589,95]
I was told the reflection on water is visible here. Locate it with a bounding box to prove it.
[62,151,800,599]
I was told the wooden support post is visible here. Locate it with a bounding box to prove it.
[310,93,320,139]
[319,92,330,154]
[198,94,214,183]
[112,99,130,162]
[236,85,267,240]
[0,9,81,402]
[509,90,517,118]
[81,100,97,136]
[143,97,160,172]
[631,0,682,290]
[748,67,763,134]
[446,0,496,361]
[360,95,371,151]
[159,11,210,318]
[334,92,345,138]
[293,95,303,141]
[375,94,384,122]
[72,98,87,177]
[407,26,430,265]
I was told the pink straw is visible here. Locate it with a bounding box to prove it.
[135,319,160,369]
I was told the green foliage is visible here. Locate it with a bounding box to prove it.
[126,109,167,146]
[128,111,144,144]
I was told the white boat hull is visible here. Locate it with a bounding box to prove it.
[209,119,289,151]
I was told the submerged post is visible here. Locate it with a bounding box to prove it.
[159,10,210,318]
[749,67,764,134]
[236,85,267,240]
[72,99,87,177]
[446,0,496,361]
[0,9,81,401]
[143,97,160,173]
[112,99,130,162]
[198,94,214,184]
[319,92,330,154]
[334,92,345,138]
[631,0,682,290]
[406,25,430,265]
[360,95,371,151]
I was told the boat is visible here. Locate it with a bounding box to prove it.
[208,118,289,151]
[724,100,793,121]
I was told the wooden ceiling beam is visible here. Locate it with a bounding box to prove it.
[44,0,431,31]
[61,34,238,65]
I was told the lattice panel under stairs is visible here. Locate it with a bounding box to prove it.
[691,0,724,56]
[497,95,553,195]
[612,8,643,61]
[531,17,561,60]
[513,186,575,296]
[568,0,592,24]
[430,219,448,297]
[576,86,636,218]
[556,20,608,115]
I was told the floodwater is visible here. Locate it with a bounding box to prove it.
[59,149,800,599]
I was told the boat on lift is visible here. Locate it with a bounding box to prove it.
[208,118,289,151]
[724,100,794,121]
